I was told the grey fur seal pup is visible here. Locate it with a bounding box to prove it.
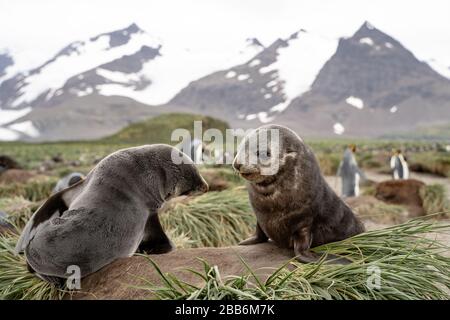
[233,125,365,263]
[15,144,208,284]
[52,172,85,194]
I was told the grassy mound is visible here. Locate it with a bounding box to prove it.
[420,184,450,217]
[410,152,450,178]
[143,218,450,300]
[103,113,229,145]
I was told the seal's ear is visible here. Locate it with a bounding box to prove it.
[14,178,86,254]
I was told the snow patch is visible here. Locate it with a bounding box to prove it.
[96,68,140,83]
[267,32,338,101]
[259,65,274,74]
[270,101,290,113]
[8,120,39,138]
[390,106,398,113]
[0,107,32,126]
[365,22,374,30]
[225,71,236,79]
[385,42,394,49]
[266,80,277,87]
[248,59,261,67]
[346,96,364,109]
[237,74,250,81]
[333,123,345,135]
[245,112,274,123]
[0,127,20,141]
[359,37,374,46]
[264,93,272,99]
[76,87,94,97]
[257,112,275,123]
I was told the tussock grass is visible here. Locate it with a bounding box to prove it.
[0,234,63,300]
[0,197,38,230]
[161,188,255,247]
[143,218,450,300]
[354,200,408,225]
[410,152,450,178]
[0,177,57,202]
[420,184,450,217]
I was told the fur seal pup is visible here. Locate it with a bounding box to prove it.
[233,125,365,263]
[52,172,85,194]
[15,144,208,284]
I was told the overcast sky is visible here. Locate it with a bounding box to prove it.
[1,0,449,71]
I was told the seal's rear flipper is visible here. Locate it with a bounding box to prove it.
[14,178,86,254]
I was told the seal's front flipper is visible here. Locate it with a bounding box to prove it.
[138,214,174,254]
[239,222,268,245]
[293,234,351,265]
[293,225,321,263]
[15,178,86,254]
[294,250,322,264]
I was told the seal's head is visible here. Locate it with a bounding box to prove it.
[165,146,209,199]
[232,124,303,184]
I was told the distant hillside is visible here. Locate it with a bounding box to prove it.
[103,113,229,144]
[383,123,450,141]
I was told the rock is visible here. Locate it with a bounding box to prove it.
[69,160,81,167]
[52,154,64,163]
[0,155,21,173]
[70,243,292,300]
[0,169,35,184]
[39,160,55,172]
[375,179,426,216]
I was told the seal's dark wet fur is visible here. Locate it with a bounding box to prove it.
[233,125,365,263]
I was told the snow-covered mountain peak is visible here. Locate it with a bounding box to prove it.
[0,24,162,109]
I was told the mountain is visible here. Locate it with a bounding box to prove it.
[276,22,450,137]
[0,51,13,79]
[0,23,263,141]
[1,21,449,141]
[169,28,338,123]
[169,22,450,138]
[0,23,161,110]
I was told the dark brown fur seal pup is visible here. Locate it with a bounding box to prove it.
[15,144,208,285]
[233,125,365,263]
